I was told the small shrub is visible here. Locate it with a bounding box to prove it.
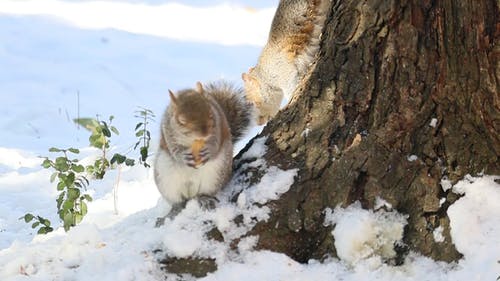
[22,214,53,234]
[22,109,154,234]
[41,147,92,232]
[134,107,155,167]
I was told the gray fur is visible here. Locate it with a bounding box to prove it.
[204,81,253,144]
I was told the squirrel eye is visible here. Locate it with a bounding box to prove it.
[177,115,187,126]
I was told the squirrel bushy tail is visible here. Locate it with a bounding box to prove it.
[204,81,253,144]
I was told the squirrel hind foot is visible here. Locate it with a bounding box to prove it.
[197,195,219,210]
[155,201,187,227]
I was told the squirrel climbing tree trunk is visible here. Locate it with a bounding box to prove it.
[238,0,499,262]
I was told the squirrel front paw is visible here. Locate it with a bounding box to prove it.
[182,147,210,168]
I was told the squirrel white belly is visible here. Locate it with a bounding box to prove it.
[154,81,253,208]
[243,0,330,125]
[154,142,230,204]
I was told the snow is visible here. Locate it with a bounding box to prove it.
[439,197,446,207]
[429,118,438,128]
[433,226,445,243]
[0,0,275,46]
[1,1,500,280]
[447,175,500,281]
[440,177,453,192]
[243,166,297,204]
[407,155,418,162]
[239,136,267,159]
[300,124,311,138]
[324,203,408,267]
[374,196,393,210]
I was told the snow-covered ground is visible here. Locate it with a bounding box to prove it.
[0,1,499,280]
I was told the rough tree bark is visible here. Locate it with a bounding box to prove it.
[238,0,499,263]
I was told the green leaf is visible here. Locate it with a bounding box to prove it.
[110,126,119,135]
[102,127,111,138]
[72,164,85,173]
[94,171,105,180]
[135,122,143,131]
[32,222,40,229]
[94,125,103,134]
[68,148,80,154]
[49,147,62,152]
[75,214,83,224]
[63,199,74,212]
[86,165,94,174]
[65,172,75,187]
[55,157,69,172]
[23,213,34,223]
[50,172,58,183]
[89,134,105,149]
[57,181,66,191]
[74,118,99,132]
[140,146,148,161]
[63,212,74,231]
[38,226,53,235]
[133,141,140,150]
[81,201,88,216]
[41,226,54,234]
[83,194,93,202]
[57,209,64,220]
[39,217,51,227]
[135,130,144,137]
[68,187,80,201]
[110,154,126,165]
[57,192,65,209]
[125,159,135,166]
[42,159,52,169]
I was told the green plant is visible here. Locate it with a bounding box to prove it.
[21,214,53,234]
[134,107,155,167]
[22,110,155,234]
[41,147,92,232]
[74,116,135,178]
[76,116,116,179]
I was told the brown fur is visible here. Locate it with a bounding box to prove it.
[172,89,214,137]
[284,0,321,59]
[204,81,253,143]
[153,81,254,206]
[159,132,169,151]
[161,81,253,156]
[242,0,329,125]
[268,0,325,59]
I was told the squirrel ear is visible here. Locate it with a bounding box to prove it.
[169,89,177,105]
[195,81,204,95]
[242,72,249,82]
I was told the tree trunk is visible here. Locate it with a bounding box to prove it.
[238,0,499,263]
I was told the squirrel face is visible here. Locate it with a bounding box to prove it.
[169,86,215,140]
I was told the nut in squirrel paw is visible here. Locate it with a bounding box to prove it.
[191,139,206,168]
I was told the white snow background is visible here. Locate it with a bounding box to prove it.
[0,1,499,280]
